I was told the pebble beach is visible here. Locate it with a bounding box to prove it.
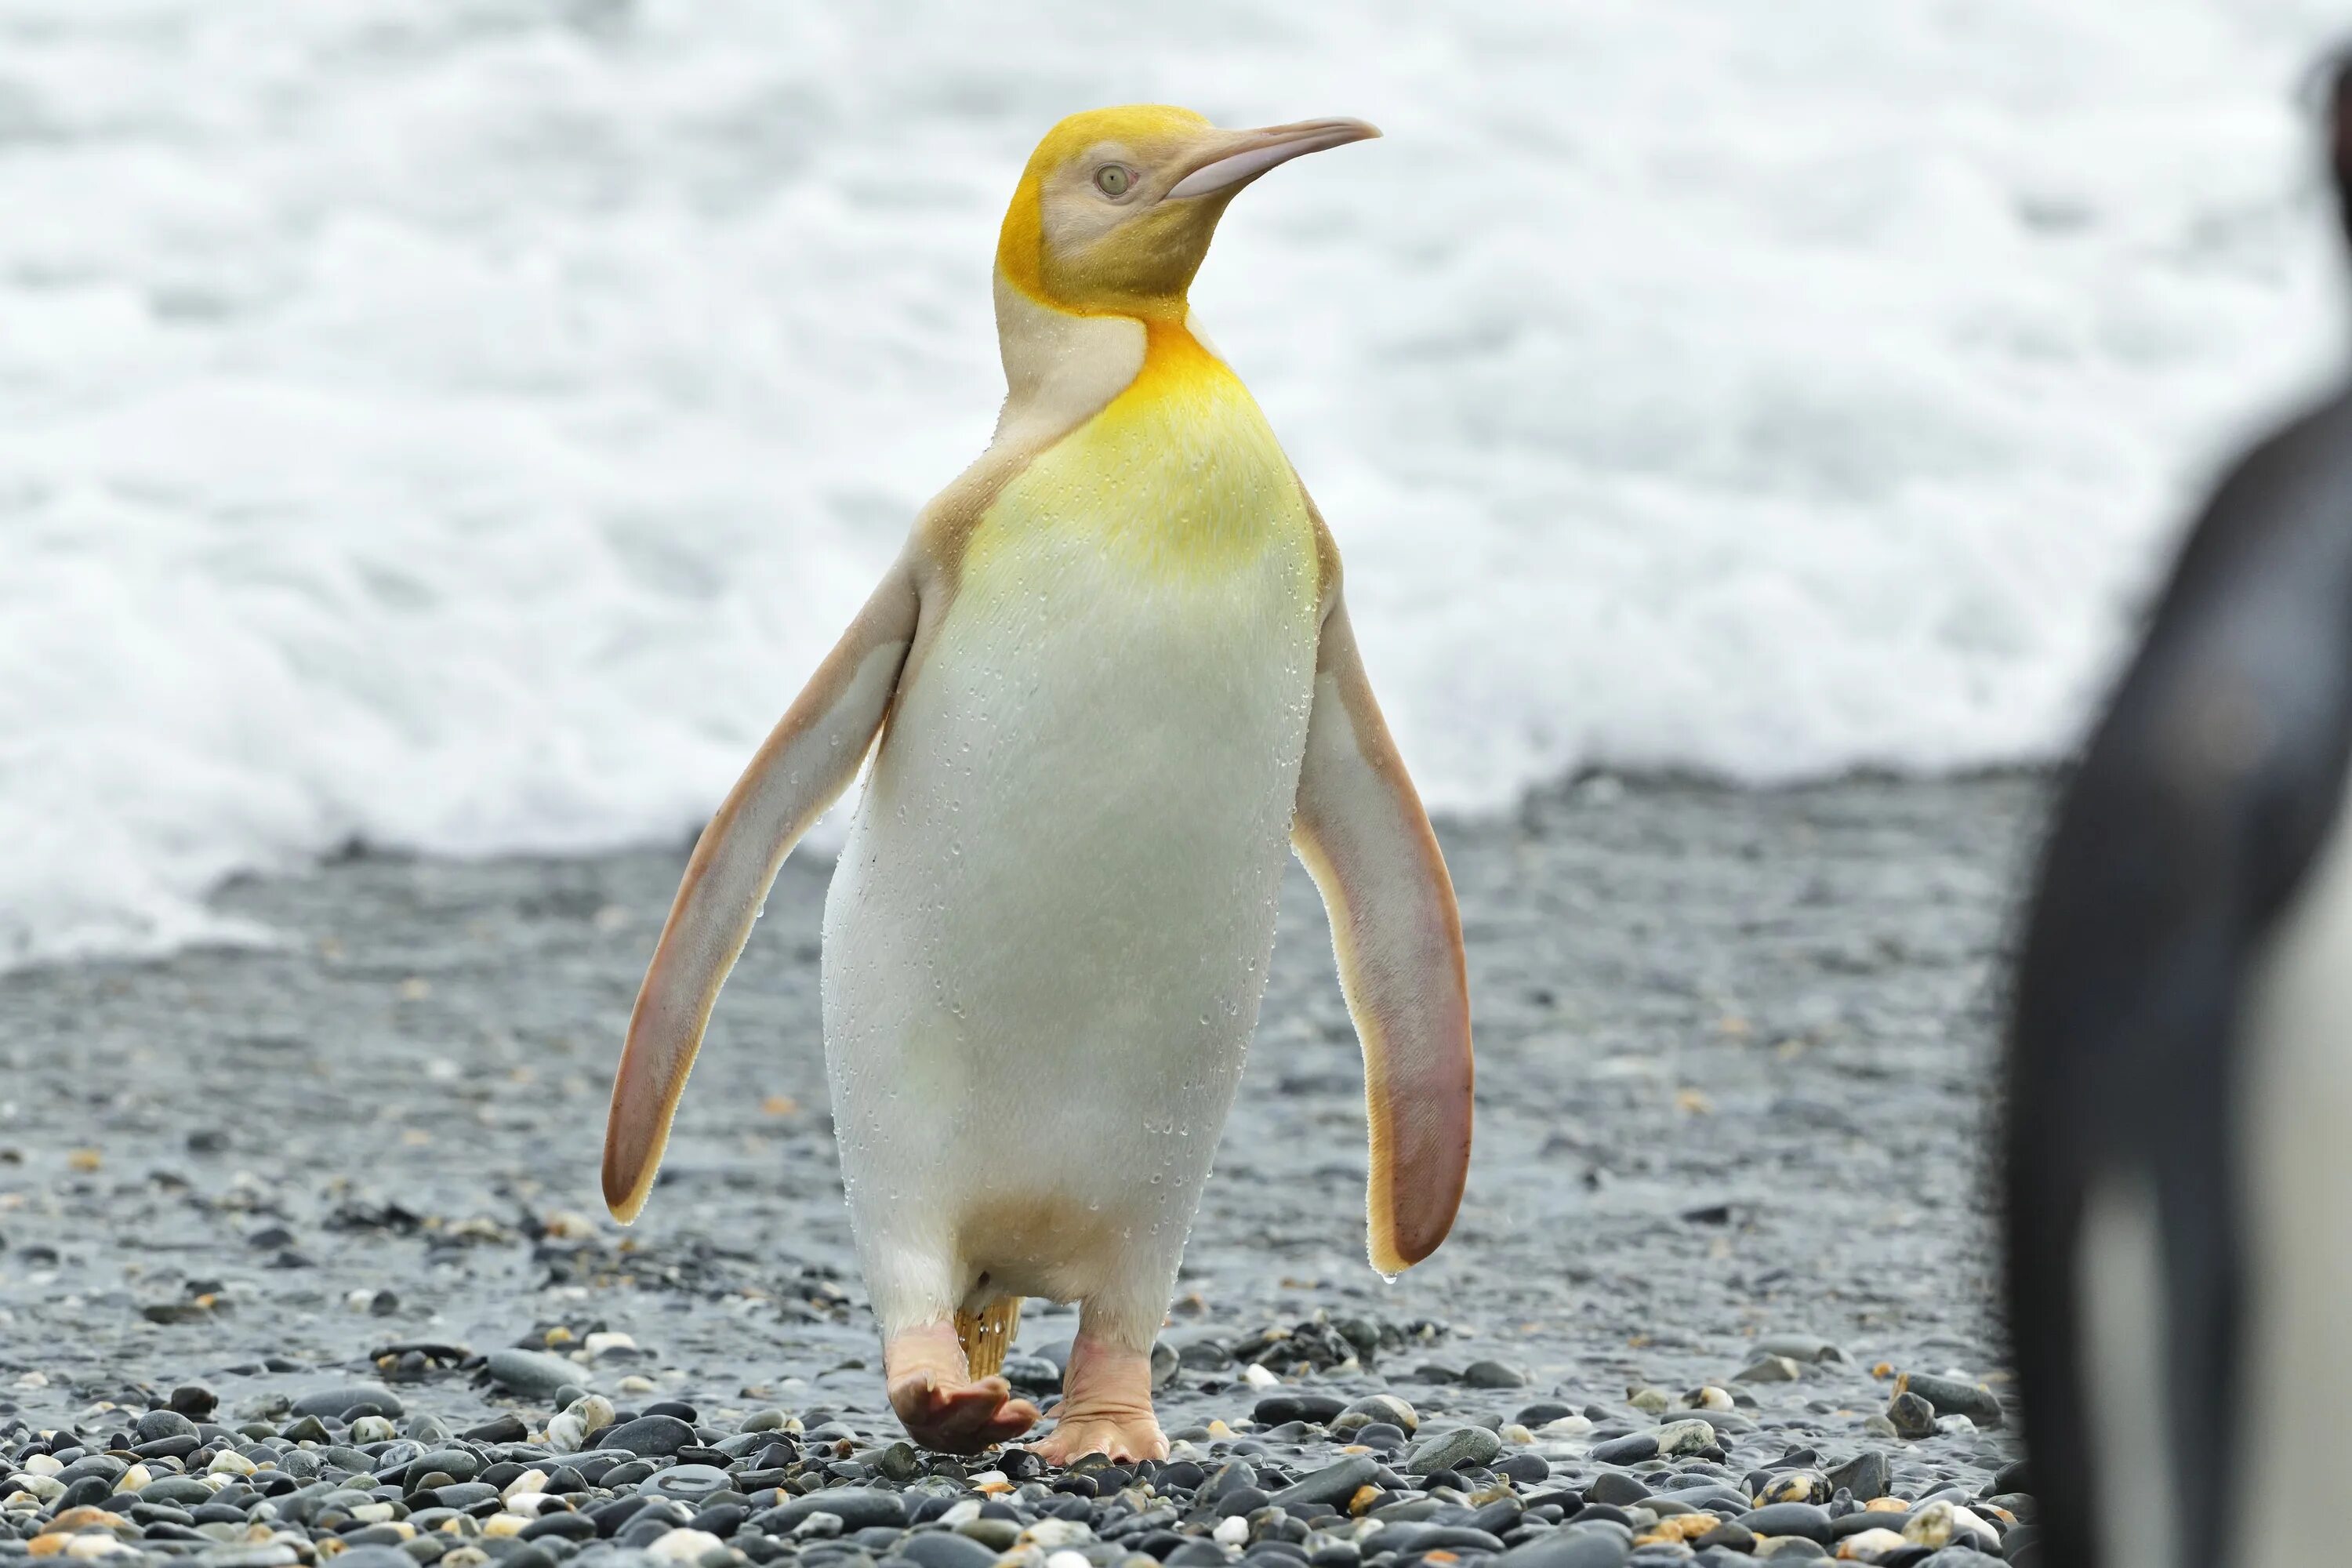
[0,775,2045,1567]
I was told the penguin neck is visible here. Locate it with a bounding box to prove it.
[992,269,1229,449]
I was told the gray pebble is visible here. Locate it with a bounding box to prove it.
[597,1415,696,1458]
[900,1534,997,1568]
[1268,1456,1377,1510]
[484,1348,588,1400]
[1403,1425,1501,1475]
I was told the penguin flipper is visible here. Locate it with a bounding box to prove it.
[602,564,922,1223]
[1290,596,1474,1275]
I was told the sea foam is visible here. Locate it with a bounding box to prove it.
[2,0,2345,963]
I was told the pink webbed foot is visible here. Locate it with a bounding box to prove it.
[886,1324,1040,1454]
[1027,1334,1168,1465]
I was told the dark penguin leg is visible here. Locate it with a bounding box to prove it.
[2005,132,2352,1565]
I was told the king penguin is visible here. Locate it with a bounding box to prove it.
[2005,57,2352,1568]
[601,106,1474,1462]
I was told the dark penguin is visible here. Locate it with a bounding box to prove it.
[2005,56,2352,1568]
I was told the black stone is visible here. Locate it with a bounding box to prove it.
[596,1415,696,1458]
[521,1513,600,1543]
[689,1503,751,1539]
[1268,1457,1377,1512]
[56,1476,111,1512]
[590,1497,651,1537]
[1897,1374,2003,1428]
[1583,1473,1649,1508]
[291,1384,405,1420]
[1495,1454,1549,1486]
[1252,1395,1347,1426]
[1586,1434,1660,1467]
[1825,1450,1890,1502]
[1735,1503,1833,1544]
[1165,1544,1234,1568]
[1495,1529,1632,1568]
[1887,1392,1936,1440]
[1002,1357,1062,1393]
[760,1488,909,1533]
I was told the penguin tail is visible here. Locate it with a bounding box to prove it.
[956,1297,1023,1379]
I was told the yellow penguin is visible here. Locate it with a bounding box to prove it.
[603,105,1474,1462]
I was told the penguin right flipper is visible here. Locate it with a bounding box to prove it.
[1291,594,1474,1276]
[2007,390,2352,1568]
[602,564,922,1223]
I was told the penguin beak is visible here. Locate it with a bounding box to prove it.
[1163,118,1381,201]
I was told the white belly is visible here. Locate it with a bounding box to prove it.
[819,510,1318,1335]
[2231,774,2352,1565]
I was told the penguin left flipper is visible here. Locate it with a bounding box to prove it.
[602,563,921,1223]
[1291,594,1475,1275]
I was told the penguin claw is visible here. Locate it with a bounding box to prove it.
[887,1369,1040,1454]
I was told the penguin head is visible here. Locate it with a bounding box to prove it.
[996,105,1378,319]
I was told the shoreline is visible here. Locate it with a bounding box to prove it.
[0,772,2046,1558]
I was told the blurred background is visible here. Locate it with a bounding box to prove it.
[1,0,2345,967]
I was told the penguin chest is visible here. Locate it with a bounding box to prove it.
[2231,775,2352,1546]
[824,358,1321,1101]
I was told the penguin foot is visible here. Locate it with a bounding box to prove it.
[1027,1405,1167,1465]
[1027,1335,1167,1465]
[885,1324,1041,1454]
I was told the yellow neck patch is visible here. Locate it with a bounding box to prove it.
[964,316,1314,593]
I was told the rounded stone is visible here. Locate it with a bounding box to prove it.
[597,1416,697,1459]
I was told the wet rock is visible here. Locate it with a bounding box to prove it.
[1268,1457,1377,1510]
[1736,1503,1832,1544]
[290,1384,403,1420]
[1461,1360,1530,1389]
[597,1417,695,1459]
[1403,1425,1501,1475]
[1896,1373,2004,1428]
[482,1349,586,1401]
[1887,1392,1936,1440]
[1825,1450,1891,1501]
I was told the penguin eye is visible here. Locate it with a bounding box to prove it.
[1093,164,1135,198]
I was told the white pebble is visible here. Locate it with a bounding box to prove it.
[648,1530,724,1563]
[1241,1363,1279,1389]
[208,1452,256,1478]
[22,1455,59,1477]
[500,1470,548,1502]
[13,1475,63,1502]
[501,1493,554,1517]
[1214,1518,1250,1547]
[940,1501,982,1526]
[1840,1526,1906,1558]
[583,1330,637,1359]
[1022,1519,1092,1549]
[1046,1552,1091,1568]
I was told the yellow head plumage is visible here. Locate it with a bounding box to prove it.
[996,105,1379,321]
